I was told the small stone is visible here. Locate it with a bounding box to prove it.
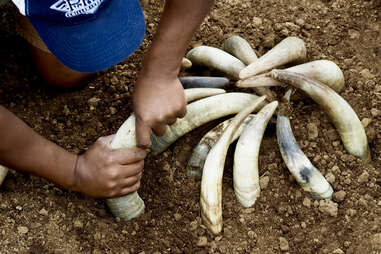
[247,230,256,239]
[333,190,346,202]
[301,222,307,229]
[109,107,117,115]
[302,197,311,208]
[263,33,275,48]
[361,118,372,128]
[259,176,270,189]
[174,213,182,221]
[73,219,83,229]
[307,123,319,140]
[343,241,351,248]
[39,208,48,216]
[190,220,198,231]
[358,171,369,183]
[279,237,289,251]
[15,205,22,211]
[252,17,263,27]
[196,236,208,247]
[284,22,300,31]
[371,108,381,117]
[318,200,338,217]
[360,69,375,79]
[88,97,101,105]
[295,18,305,27]
[325,172,335,184]
[332,249,345,254]
[17,226,29,234]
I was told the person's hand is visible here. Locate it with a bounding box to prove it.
[72,135,147,198]
[133,73,187,148]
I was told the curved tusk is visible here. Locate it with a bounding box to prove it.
[276,89,333,199]
[185,88,226,103]
[186,46,246,79]
[237,60,345,93]
[186,114,256,179]
[181,57,192,71]
[0,165,8,186]
[223,35,258,65]
[107,92,267,220]
[239,37,307,79]
[271,70,370,162]
[233,101,278,207]
[201,96,267,235]
[180,76,230,89]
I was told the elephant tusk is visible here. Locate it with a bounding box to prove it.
[223,35,258,65]
[184,88,226,103]
[180,76,230,89]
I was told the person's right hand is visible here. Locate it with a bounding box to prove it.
[71,135,147,198]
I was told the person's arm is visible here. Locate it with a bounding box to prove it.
[133,0,215,147]
[0,105,146,198]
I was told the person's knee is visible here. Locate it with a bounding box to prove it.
[30,45,94,89]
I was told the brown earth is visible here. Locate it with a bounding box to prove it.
[0,0,380,253]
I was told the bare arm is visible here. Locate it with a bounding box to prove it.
[133,0,215,147]
[0,106,146,198]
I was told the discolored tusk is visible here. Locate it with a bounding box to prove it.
[186,114,256,179]
[239,37,307,79]
[180,76,230,89]
[0,165,8,186]
[181,57,192,71]
[201,96,267,235]
[185,88,226,103]
[233,101,278,207]
[107,92,267,220]
[237,60,345,93]
[186,46,246,79]
[271,70,370,162]
[276,89,333,199]
[223,35,258,65]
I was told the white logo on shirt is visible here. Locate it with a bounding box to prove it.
[50,0,105,18]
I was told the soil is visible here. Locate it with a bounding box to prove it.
[0,0,380,253]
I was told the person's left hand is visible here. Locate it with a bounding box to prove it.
[133,72,186,148]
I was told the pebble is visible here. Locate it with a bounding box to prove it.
[39,208,48,216]
[318,200,338,217]
[247,230,257,239]
[371,108,381,117]
[174,213,182,221]
[361,118,372,128]
[332,249,344,254]
[17,226,29,235]
[190,220,198,231]
[196,236,208,247]
[109,107,117,115]
[360,69,375,79]
[301,222,307,229]
[302,197,311,208]
[295,18,305,27]
[259,176,270,189]
[358,171,369,183]
[263,33,275,48]
[279,237,289,251]
[333,190,346,202]
[252,17,263,27]
[74,219,83,229]
[307,123,319,140]
[325,173,336,184]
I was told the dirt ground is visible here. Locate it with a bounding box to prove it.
[0,0,380,253]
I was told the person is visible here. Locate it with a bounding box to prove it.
[0,0,214,198]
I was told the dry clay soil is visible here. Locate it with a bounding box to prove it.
[0,0,381,253]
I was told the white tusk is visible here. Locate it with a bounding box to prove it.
[0,165,8,186]
[185,88,226,103]
[186,114,256,179]
[223,35,258,65]
[233,101,278,207]
[201,95,267,235]
[239,37,307,79]
[237,60,345,93]
[107,92,267,220]
[271,70,371,162]
[186,46,246,79]
[276,89,333,199]
[180,76,230,89]
[181,57,192,71]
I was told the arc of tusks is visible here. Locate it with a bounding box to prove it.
[237,60,345,93]
[277,89,333,199]
[107,91,267,220]
[201,96,267,235]
[270,70,370,162]
[239,37,307,79]
[233,101,278,207]
[186,114,256,179]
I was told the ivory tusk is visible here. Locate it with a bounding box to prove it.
[239,37,307,79]
[186,46,246,79]
[0,165,8,186]
[181,57,192,71]
[186,114,256,179]
[237,60,345,92]
[107,92,267,220]
[271,70,370,162]
[185,88,226,103]
[201,96,267,235]
[233,101,278,207]
[223,35,258,65]
[180,76,230,89]
[276,89,333,199]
